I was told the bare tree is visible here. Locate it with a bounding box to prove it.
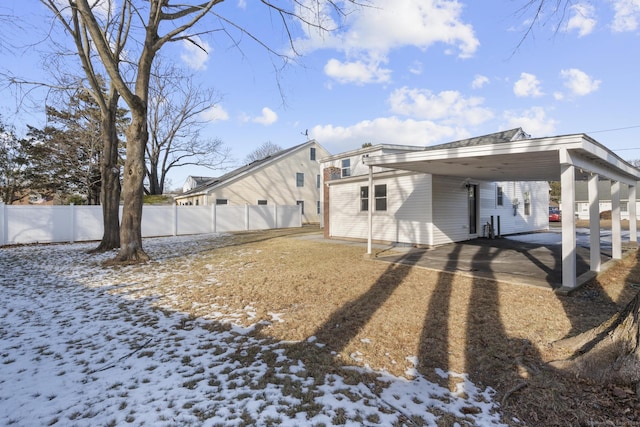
[37,1,127,252]
[146,60,230,195]
[45,0,362,263]
[244,141,284,164]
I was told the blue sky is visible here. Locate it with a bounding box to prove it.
[2,1,640,191]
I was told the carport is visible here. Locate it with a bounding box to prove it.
[363,133,640,292]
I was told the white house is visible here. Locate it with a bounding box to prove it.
[321,129,549,246]
[182,176,215,193]
[175,140,330,224]
[574,180,640,220]
[323,129,640,291]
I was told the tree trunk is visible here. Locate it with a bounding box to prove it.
[147,158,161,195]
[112,107,149,263]
[551,291,640,385]
[90,109,121,253]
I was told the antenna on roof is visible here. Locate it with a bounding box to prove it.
[301,129,308,138]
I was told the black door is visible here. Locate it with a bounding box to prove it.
[468,185,478,234]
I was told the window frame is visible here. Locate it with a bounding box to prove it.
[374,184,387,211]
[360,186,369,211]
[496,186,503,206]
[341,159,351,177]
[296,172,304,187]
[310,147,316,161]
[215,199,228,205]
[257,199,267,205]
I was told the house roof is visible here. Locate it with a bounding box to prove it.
[320,143,424,162]
[364,129,640,184]
[575,180,631,201]
[175,140,322,199]
[188,176,216,185]
[423,128,530,151]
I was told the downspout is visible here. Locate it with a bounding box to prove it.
[367,165,373,255]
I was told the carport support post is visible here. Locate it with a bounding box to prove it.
[560,161,577,288]
[612,181,622,259]
[367,165,373,255]
[629,184,637,246]
[588,173,601,272]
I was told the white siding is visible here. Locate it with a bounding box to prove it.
[479,181,549,235]
[328,172,549,247]
[204,142,329,224]
[329,173,432,245]
[431,175,470,245]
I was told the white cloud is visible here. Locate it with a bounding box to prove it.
[560,68,601,96]
[252,107,278,125]
[200,105,229,122]
[513,73,544,98]
[471,75,489,89]
[296,0,479,85]
[502,107,557,136]
[237,0,247,9]
[324,58,391,85]
[388,87,493,126]
[612,0,640,32]
[409,61,423,75]
[310,116,468,150]
[180,37,211,71]
[564,3,597,37]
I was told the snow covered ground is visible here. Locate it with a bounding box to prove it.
[0,235,509,426]
[506,227,636,250]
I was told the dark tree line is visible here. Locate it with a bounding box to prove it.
[0,90,128,206]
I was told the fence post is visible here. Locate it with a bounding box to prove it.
[0,202,6,246]
[69,203,75,243]
[173,204,178,236]
[274,205,278,229]
[212,204,217,233]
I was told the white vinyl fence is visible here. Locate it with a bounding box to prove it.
[0,203,302,246]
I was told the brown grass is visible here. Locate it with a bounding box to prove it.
[127,226,640,426]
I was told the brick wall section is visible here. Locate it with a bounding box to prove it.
[323,167,341,238]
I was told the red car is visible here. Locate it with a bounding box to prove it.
[549,207,561,222]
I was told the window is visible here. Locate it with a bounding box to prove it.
[317,174,321,189]
[195,199,199,206]
[375,184,387,211]
[496,186,503,206]
[310,147,316,160]
[296,172,304,187]
[317,201,321,214]
[297,200,304,214]
[524,191,531,216]
[360,186,369,211]
[361,185,386,211]
[622,201,629,212]
[215,199,228,205]
[257,200,267,205]
[341,159,351,177]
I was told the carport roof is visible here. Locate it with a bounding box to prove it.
[363,130,640,184]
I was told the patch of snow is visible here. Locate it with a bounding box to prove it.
[0,236,510,426]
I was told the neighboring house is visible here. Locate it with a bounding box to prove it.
[574,181,639,220]
[182,176,215,193]
[174,140,330,224]
[10,191,56,205]
[321,129,549,246]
